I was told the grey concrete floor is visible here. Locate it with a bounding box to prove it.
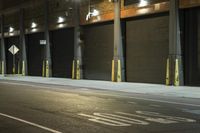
[0,80,200,133]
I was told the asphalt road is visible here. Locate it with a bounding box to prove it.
[0,80,200,133]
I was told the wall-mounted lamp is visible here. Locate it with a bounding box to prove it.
[86,9,100,21]
[9,27,14,33]
[31,22,37,28]
[57,16,65,23]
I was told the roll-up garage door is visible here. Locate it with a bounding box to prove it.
[184,7,200,86]
[83,22,113,81]
[51,28,74,78]
[27,32,44,76]
[5,36,20,74]
[126,13,169,84]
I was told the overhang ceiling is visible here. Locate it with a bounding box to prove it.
[0,0,29,10]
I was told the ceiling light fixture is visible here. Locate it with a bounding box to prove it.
[138,0,148,7]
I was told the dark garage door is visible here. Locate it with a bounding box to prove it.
[126,13,169,84]
[51,28,74,78]
[27,32,44,76]
[184,7,200,86]
[83,22,114,81]
[5,36,20,74]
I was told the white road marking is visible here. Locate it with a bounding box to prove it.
[0,113,62,133]
[93,113,149,125]
[78,113,131,126]
[136,111,196,123]
[149,104,161,107]
[79,111,197,127]
[116,112,177,124]
[1,81,200,107]
[128,101,137,104]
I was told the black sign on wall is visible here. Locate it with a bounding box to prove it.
[124,0,139,6]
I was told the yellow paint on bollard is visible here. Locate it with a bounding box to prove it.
[166,58,170,85]
[174,59,180,86]
[22,61,25,76]
[117,60,121,82]
[72,60,75,79]
[13,66,15,74]
[0,61,2,74]
[46,60,49,77]
[111,60,115,82]
[1,61,5,75]
[18,61,20,74]
[42,60,45,77]
[76,60,80,80]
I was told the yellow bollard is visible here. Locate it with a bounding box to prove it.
[18,61,20,74]
[174,59,179,86]
[0,61,1,74]
[22,61,25,76]
[46,60,49,77]
[1,61,5,75]
[72,60,75,79]
[42,60,45,77]
[111,60,115,82]
[117,60,121,82]
[166,58,170,85]
[76,60,80,80]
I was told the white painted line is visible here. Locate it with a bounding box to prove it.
[1,81,200,107]
[136,111,196,123]
[0,113,62,133]
[94,113,149,125]
[149,104,161,107]
[78,113,131,126]
[128,101,137,104]
[116,112,177,124]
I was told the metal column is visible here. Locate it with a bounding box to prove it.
[166,0,184,86]
[72,1,83,80]
[44,0,52,77]
[0,15,6,75]
[20,9,28,76]
[111,0,125,82]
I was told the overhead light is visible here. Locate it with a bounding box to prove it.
[86,9,100,21]
[9,27,14,33]
[138,0,148,7]
[57,16,65,23]
[91,9,99,17]
[31,28,38,32]
[31,22,37,28]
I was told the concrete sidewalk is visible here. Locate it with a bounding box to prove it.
[0,75,200,99]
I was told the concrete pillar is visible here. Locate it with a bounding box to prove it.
[166,0,184,86]
[111,0,125,82]
[72,1,83,80]
[44,0,52,77]
[19,9,28,76]
[0,15,6,75]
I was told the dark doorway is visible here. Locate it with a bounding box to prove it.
[51,28,74,78]
[126,13,169,84]
[183,7,200,86]
[26,32,44,76]
[83,22,114,81]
